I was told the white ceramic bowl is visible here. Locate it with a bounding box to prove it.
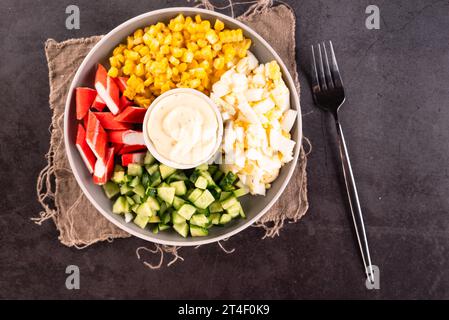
[64,7,302,246]
[142,88,224,169]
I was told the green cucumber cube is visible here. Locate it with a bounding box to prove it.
[159,164,177,179]
[233,188,249,198]
[145,164,159,175]
[112,196,129,214]
[131,204,140,213]
[194,176,208,189]
[177,204,197,220]
[157,187,175,205]
[219,191,232,201]
[173,222,189,238]
[136,202,153,217]
[132,193,142,204]
[190,214,209,228]
[144,151,155,165]
[133,184,145,198]
[219,213,232,225]
[149,171,162,187]
[190,224,208,237]
[120,184,134,196]
[187,188,203,203]
[209,213,221,225]
[172,211,186,224]
[158,223,170,231]
[193,190,215,209]
[128,163,143,177]
[173,196,186,210]
[148,215,161,223]
[151,224,159,234]
[141,171,151,188]
[170,181,187,196]
[221,196,238,210]
[209,201,223,213]
[226,203,241,218]
[145,196,160,211]
[195,163,209,171]
[103,181,120,199]
[126,195,135,206]
[133,214,149,229]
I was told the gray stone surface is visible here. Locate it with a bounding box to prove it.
[1,0,448,299]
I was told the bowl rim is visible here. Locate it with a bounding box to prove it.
[64,7,302,246]
[142,88,224,169]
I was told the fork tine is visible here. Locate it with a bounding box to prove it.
[317,43,327,90]
[329,41,343,88]
[322,42,334,89]
[311,45,321,94]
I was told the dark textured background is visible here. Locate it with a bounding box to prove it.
[1,0,448,299]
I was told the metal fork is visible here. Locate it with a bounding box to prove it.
[311,41,375,284]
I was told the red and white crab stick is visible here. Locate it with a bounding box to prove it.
[75,124,96,174]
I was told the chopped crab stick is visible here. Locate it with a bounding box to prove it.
[93,112,133,130]
[95,64,121,115]
[108,130,144,145]
[85,111,108,161]
[114,106,147,123]
[91,94,106,111]
[118,144,146,155]
[75,124,96,174]
[119,95,133,109]
[121,152,146,166]
[76,87,96,120]
[93,147,115,185]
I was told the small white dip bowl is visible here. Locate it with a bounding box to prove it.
[143,88,224,169]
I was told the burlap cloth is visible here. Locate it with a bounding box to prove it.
[35,1,310,265]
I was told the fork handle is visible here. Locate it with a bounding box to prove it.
[334,118,375,283]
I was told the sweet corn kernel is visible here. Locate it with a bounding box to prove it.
[214,19,225,31]
[169,56,180,66]
[108,67,119,78]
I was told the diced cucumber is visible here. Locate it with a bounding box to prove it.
[112,170,126,184]
[221,196,238,210]
[141,171,151,188]
[166,172,188,183]
[145,196,160,211]
[208,165,218,175]
[158,223,170,231]
[209,201,223,213]
[200,171,216,186]
[103,181,120,199]
[239,205,246,218]
[128,163,143,177]
[124,212,134,223]
[189,170,201,184]
[233,188,249,198]
[190,214,209,228]
[219,191,232,201]
[126,195,135,206]
[112,196,129,214]
[195,207,209,216]
[209,213,221,225]
[170,181,187,196]
[193,190,215,209]
[131,204,140,213]
[173,222,189,238]
[219,213,232,224]
[159,201,167,214]
[226,203,241,218]
[172,211,186,224]
[159,164,176,179]
[187,188,203,203]
[132,193,142,204]
[148,215,161,223]
[145,164,159,175]
[136,202,153,217]
[145,187,157,197]
[157,187,175,205]
[144,151,155,165]
[219,171,237,191]
[213,170,224,183]
[151,224,159,234]
[120,184,134,196]
[129,176,140,188]
[194,176,208,189]
[159,182,169,188]
[133,214,149,229]
[177,204,196,220]
[160,211,171,224]
[190,224,208,237]
[209,187,221,199]
[173,196,186,210]
[196,163,209,171]
[149,171,162,187]
[133,184,145,198]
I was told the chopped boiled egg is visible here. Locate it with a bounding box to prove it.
[212,52,297,195]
